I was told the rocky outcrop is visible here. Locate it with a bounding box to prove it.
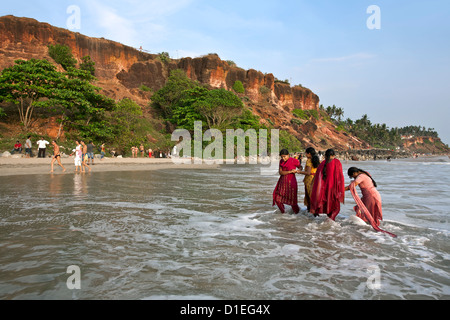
[0,15,369,150]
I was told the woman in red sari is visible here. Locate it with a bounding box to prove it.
[310,149,345,220]
[273,149,302,214]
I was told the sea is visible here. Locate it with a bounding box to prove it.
[0,156,449,301]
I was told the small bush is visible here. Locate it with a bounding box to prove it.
[232,80,245,94]
[259,86,270,95]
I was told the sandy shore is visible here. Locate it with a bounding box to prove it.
[0,156,220,176]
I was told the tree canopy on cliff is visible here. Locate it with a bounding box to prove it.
[0,59,114,134]
[151,69,244,131]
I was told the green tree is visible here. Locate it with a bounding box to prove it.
[108,98,144,152]
[232,80,245,94]
[194,88,244,130]
[79,55,96,76]
[151,69,199,119]
[48,44,77,71]
[0,59,64,130]
[170,86,208,131]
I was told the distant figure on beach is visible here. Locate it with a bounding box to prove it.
[140,144,145,157]
[80,141,91,172]
[297,147,320,212]
[11,140,22,154]
[310,149,345,220]
[87,141,95,165]
[131,146,138,158]
[25,136,32,158]
[345,167,382,226]
[273,149,302,214]
[50,140,66,173]
[148,148,152,158]
[37,137,49,158]
[100,143,106,160]
[71,141,83,172]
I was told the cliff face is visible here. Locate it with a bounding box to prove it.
[0,15,368,151]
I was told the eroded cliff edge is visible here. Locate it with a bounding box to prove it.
[0,15,370,151]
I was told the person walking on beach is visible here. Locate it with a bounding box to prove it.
[50,140,66,173]
[273,149,302,214]
[297,147,320,212]
[70,141,83,172]
[37,137,49,158]
[80,141,91,172]
[310,149,345,221]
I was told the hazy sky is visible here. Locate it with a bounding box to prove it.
[2,0,449,144]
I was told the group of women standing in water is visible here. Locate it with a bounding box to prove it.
[272,148,397,237]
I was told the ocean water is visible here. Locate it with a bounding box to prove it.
[0,156,449,300]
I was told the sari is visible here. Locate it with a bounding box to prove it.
[310,158,345,220]
[349,181,397,237]
[353,174,383,226]
[303,158,317,209]
[273,157,301,213]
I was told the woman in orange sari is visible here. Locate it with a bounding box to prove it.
[310,149,345,220]
[273,149,302,214]
[297,147,320,212]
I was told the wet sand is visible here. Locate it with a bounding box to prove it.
[0,156,219,176]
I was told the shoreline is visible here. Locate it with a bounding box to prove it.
[0,156,221,176]
[1,154,447,177]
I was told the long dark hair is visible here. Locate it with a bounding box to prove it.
[305,147,320,168]
[348,167,378,188]
[322,149,335,180]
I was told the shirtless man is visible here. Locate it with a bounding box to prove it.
[50,140,66,173]
[80,141,91,172]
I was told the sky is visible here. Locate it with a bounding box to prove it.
[2,0,450,145]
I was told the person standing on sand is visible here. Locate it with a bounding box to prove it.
[100,143,106,160]
[80,141,91,172]
[140,144,145,157]
[37,137,49,158]
[131,146,137,158]
[87,141,95,165]
[70,141,83,172]
[25,136,32,158]
[50,140,66,173]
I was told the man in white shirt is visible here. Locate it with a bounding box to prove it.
[37,137,49,158]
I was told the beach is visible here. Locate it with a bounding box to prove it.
[0,156,219,176]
